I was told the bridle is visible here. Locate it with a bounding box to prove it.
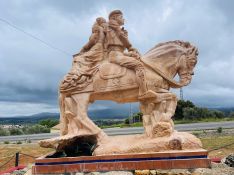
[141,58,186,88]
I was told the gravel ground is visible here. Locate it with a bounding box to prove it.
[191,128,234,138]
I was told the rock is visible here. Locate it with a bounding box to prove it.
[224,154,234,167]
[193,162,234,175]
[135,170,150,175]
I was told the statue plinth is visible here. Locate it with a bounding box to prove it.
[32,149,211,174]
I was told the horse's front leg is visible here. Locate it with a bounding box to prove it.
[140,92,177,138]
[140,102,155,137]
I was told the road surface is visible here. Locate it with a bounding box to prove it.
[0,121,233,142]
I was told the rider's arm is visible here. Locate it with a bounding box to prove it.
[118,28,132,50]
[80,32,98,53]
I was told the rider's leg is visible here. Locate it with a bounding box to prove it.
[108,51,148,96]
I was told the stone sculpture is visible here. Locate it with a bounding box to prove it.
[39,10,200,155]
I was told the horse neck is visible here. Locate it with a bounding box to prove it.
[151,56,180,79]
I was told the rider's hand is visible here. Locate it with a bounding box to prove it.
[128,47,141,59]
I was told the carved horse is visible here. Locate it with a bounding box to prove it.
[59,40,198,139]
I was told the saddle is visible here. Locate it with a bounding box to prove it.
[93,62,137,92]
[99,62,127,79]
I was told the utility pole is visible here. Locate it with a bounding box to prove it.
[129,103,133,124]
[180,88,184,100]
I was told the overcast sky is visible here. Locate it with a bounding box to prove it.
[0,0,234,117]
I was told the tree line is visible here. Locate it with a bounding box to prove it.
[174,100,234,120]
[124,100,234,124]
[0,119,59,136]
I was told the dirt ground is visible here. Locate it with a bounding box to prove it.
[0,143,53,171]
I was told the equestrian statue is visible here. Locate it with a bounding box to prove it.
[39,10,202,155]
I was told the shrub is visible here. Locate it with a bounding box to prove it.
[4,141,9,144]
[229,112,234,118]
[9,128,24,135]
[124,118,130,124]
[25,124,50,134]
[174,100,195,120]
[183,107,197,120]
[39,119,59,128]
[0,127,10,136]
[16,141,22,144]
[217,127,223,133]
[192,131,200,137]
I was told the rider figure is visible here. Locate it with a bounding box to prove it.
[60,17,106,92]
[106,10,156,99]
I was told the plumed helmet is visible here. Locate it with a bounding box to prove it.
[109,10,123,19]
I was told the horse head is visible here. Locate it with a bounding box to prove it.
[143,40,198,88]
[177,44,198,86]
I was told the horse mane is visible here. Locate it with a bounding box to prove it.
[143,40,196,60]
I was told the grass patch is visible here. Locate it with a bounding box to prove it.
[0,143,53,171]
[100,122,143,129]
[201,135,234,158]
[174,117,234,124]
[100,117,234,128]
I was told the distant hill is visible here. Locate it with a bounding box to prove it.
[1,106,233,125]
[0,113,60,125]
[0,107,139,125]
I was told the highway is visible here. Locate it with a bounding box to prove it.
[0,121,233,142]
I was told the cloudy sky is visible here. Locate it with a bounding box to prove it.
[0,0,233,117]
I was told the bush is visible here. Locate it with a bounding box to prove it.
[213,110,225,118]
[9,128,24,135]
[16,141,22,144]
[39,119,59,128]
[217,127,223,133]
[24,124,50,134]
[183,107,197,120]
[174,100,226,120]
[229,112,234,118]
[174,100,195,120]
[192,131,200,137]
[124,118,130,124]
[4,141,10,144]
[128,112,143,123]
[0,127,10,136]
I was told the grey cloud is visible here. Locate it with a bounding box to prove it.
[0,0,233,116]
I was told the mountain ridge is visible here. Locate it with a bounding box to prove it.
[0,107,233,125]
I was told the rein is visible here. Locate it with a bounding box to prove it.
[141,59,184,88]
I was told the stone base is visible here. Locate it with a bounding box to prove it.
[94,131,202,155]
[39,131,203,155]
[32,149,211,174]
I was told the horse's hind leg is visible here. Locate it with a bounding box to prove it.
[68,93,107,139]
[59,93,69,135]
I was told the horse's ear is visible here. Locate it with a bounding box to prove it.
[189,47,198,56]
[194,47,199,56]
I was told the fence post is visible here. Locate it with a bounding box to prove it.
[15,152,19,167]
